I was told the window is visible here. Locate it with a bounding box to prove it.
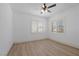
[32,21,37,32]
[32,21,45,33]
[52,20,64,33]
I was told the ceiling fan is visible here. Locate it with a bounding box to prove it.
[41,3,56,14]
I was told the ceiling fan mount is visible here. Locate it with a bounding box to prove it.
[41,3,56,14]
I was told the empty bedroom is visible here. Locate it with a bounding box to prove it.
[0,3,79,56]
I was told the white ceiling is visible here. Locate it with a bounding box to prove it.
[10,3,79,18]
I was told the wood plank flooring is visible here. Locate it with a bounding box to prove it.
[8,39,79,56]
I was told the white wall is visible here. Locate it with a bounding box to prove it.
[0,4,13,55]
[48,6,79,48]
[13,13,48,43]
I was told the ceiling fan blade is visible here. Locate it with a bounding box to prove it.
[48,10,51,13]
[48,4,56,8]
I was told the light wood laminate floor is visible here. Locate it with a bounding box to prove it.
[8,39,79,56]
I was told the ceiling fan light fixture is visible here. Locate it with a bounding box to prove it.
[41,9,48,13]
[40,3,56,14]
